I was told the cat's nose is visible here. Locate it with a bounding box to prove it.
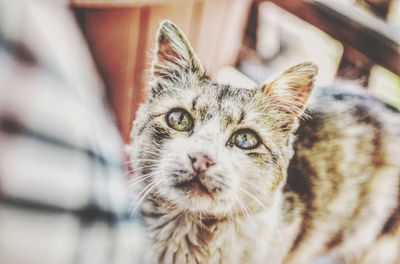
[188,153,215,173]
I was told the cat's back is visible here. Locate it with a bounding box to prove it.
[293,86,400,176]
[285,86,400,264]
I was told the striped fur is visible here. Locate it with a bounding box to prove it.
[129,21,400,264]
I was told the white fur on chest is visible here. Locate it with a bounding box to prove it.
[145,192,283,264]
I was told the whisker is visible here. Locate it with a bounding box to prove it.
[238,186,266,209]
[131,177,167,212]
[231,193,256,230]
[127,173,158,188]
[241,179,271,198]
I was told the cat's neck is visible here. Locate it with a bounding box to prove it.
[142,191,285,264]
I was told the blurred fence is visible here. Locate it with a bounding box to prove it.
[0,1,147,263]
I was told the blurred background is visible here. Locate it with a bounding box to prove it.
[72,0,400,142]
[0,0,399,263]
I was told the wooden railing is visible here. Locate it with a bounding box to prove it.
[245,0,400,85]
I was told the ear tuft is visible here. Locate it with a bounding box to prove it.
[262,62,318,128]
[152,20,203,83]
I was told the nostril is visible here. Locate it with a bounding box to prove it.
[204,157,215,168]
[188,155,197,164]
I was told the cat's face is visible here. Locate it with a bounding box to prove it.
[130,21,317,218]
[133,80,283,216]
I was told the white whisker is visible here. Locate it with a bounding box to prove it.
[238,186,266,209]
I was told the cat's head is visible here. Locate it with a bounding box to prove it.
[130,21,317,218]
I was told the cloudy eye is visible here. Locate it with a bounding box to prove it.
[166,108,194,131]
[230,129,260,150]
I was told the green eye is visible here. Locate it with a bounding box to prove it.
[166,108,194,131]
[230,129,260,150]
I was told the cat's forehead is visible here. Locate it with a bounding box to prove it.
[196,85,248,116]
[151,81,259,123]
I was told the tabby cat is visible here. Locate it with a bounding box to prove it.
[129,21,400,264]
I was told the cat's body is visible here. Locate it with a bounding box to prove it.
[129,21,400,264]
[282,89,400,264]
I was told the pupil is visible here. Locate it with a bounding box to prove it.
[178,113,184,124]
[241,134,248,145]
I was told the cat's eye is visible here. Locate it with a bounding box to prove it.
[166,108,194,131]
[230,129,260,150]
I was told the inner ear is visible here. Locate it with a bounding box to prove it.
[152,21,203,82]
[261,62,318,129]
[157,33,182,64]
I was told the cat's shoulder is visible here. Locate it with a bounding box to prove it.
[301,84,399,134]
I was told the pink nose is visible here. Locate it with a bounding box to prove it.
[188,153,215,173]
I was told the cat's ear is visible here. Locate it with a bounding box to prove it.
[151,21,204,86]
[261,62,318,129]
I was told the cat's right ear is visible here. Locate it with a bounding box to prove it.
[151,21,204,91]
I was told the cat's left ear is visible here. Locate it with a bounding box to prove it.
[151,21,204,86]
[261,62,318,129]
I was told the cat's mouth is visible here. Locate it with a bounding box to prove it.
[174,175,213,198]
